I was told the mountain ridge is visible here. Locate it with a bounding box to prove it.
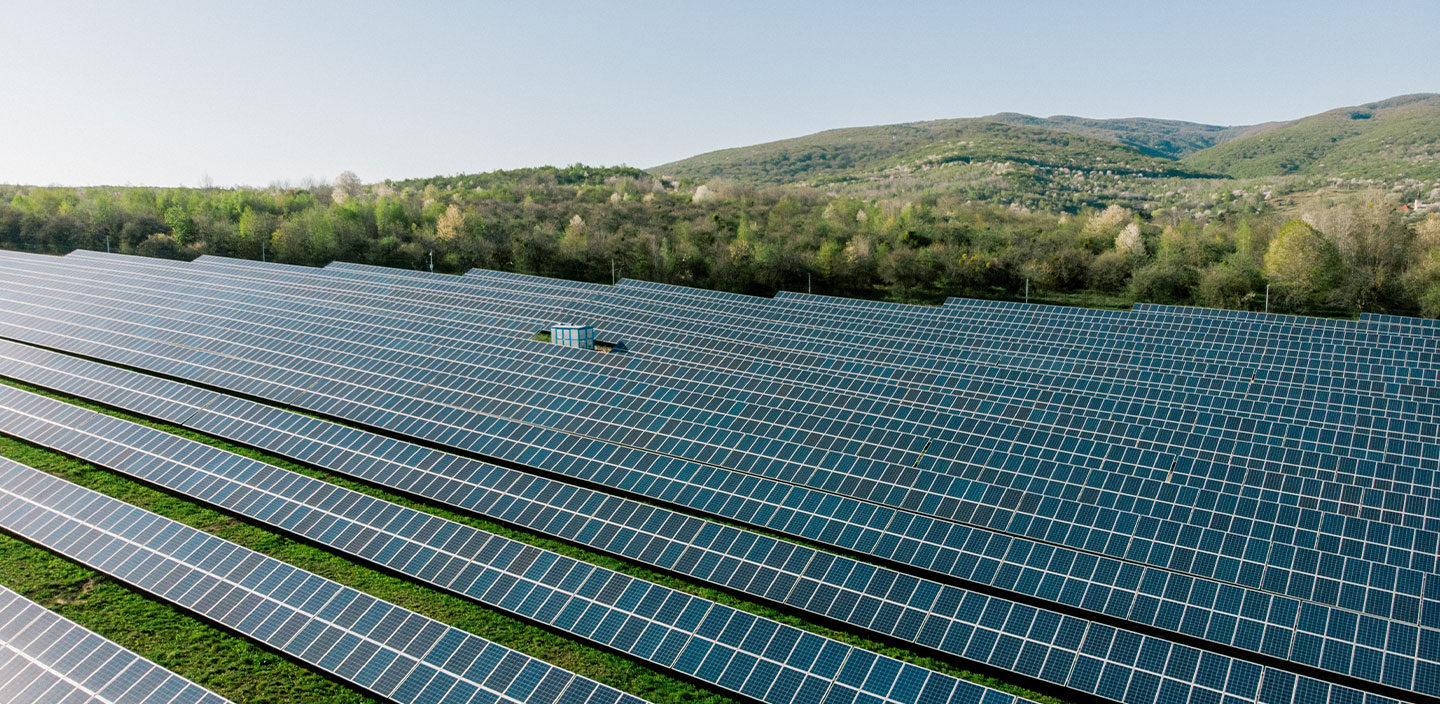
[651,94,1440,185]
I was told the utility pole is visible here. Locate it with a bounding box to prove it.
[261,241,266,263]
[105,236,110,254]
[807,272,812,294]
[1265,284,1270,314]
[428,249,434,273]
[611,257,616,285]
[1025,278,1030,305]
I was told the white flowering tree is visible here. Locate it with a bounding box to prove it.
[1083,204,1130,237]
[1115,223,1144,257]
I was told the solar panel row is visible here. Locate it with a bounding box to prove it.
[4,253,1431,640]
[655,278,1434,398]
[1,339,1412,703]
[0,256,1434,685]
[126,249,1440,498]
[216,257,1440,544]
[3,268,1431,691]
[0,456,649,704]
[0,250,1437,703]
[626,285,1435,435]
[448,279,1438,543]
[0,254,1422,572]
[0,578,231,704]
[587,279,1438,526]
[0,383,1013,704]
[636,290,1440,515]
[14,250,1440,619]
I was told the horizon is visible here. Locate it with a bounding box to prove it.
[2,1,1436,188]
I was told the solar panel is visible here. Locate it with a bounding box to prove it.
[0,455,650,704]
[0,582,232,704]
[0,269,1422,544]
[0,383,1016,704]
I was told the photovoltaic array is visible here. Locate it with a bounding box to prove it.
[0,382,1004,704]
[0,247,1433,704]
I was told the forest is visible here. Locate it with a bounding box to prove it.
[3,164,1440,318]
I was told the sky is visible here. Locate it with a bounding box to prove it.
[1,0,1435,187]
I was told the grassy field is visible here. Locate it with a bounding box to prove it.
[0,379,1069,704]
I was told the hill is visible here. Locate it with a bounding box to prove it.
[649,119,1220,186]
[651,94,1440,188]
[978,113,1273,159]
[1180,93,1440,179]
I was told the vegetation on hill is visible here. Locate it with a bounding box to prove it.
[652,119,1220,186]
[978,113,1276,160]
[650,94,1440,217]
[1180,94,1440,179]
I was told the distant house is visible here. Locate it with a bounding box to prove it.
[1400,198,1438,212]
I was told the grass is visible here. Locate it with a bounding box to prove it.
[0,378,1071,704]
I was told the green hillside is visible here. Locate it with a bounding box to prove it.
[651,119,1218,185]
[1180,94,1440,179]
[652,94,1440,188]
[978,113,1272,159]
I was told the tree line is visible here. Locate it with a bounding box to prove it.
[3,165,1439,318]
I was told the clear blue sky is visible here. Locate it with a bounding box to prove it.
[1,0,1434,187]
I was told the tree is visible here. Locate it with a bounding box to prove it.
[1035,244,1092,290]
[1307,201,1410,310]
[135,233,183,259]
[1264,219,1343,311]
[1402,215,1440,317]
[333,171,363,204]
[1130,260,1198,304]
[163,206,194,245]
[1089,250,1132,292]
[237,206,276,259]
[1083,204,1130,237]
[1197,262,1262,310]
[1115,222,1144,257]
[435,204,466,244]
[879,246,931,300]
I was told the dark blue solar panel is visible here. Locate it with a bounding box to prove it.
[0,454,648,704]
